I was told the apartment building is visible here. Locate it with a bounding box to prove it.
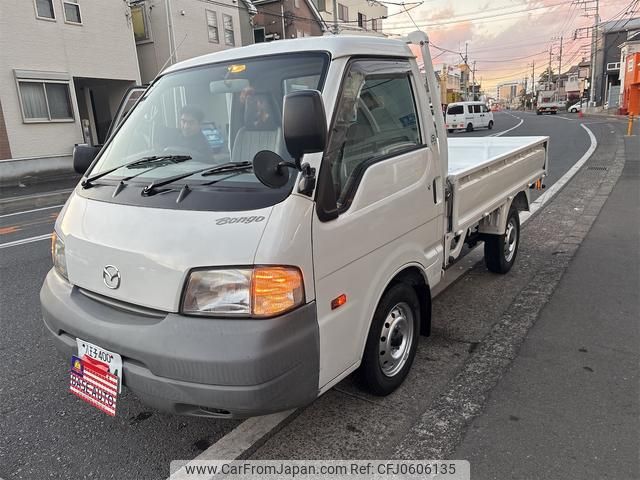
[592,17,640,108]
[310,0,386,34]
[132,0,255,84]
[0,0,141,166]
[252,0,327,42]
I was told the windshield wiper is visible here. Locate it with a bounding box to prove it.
[141,161,252,196]
[81,155,192,189]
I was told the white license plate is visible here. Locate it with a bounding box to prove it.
[76,338,123,393]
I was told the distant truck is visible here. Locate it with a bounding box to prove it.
[536,92,563,115]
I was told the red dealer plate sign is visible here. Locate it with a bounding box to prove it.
[69,339,122,416]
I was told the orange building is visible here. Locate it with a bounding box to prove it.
[622,52,640,115]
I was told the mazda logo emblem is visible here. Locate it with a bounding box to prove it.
[102,265,121,289]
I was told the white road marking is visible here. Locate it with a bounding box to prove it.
[0,233,52,249]
[491,118,524,137]
[1,188,73,203]
[168,410,295,479]
[0,204,64,219]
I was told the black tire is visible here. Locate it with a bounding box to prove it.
[488,120,494,130]
[536,111,542,115]
[448,129,454,133]
[466,123,474,132]
[552,111,557,115]
[484,206,520,274]
[359,283,420,396]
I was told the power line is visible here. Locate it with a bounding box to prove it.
[384,1,572,31]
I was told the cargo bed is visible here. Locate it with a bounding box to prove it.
[447,136,548,235]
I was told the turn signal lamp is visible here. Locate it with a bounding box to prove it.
[182,266,304,318]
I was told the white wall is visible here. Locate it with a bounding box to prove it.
[0,0,140,159]
[139,0,244,83]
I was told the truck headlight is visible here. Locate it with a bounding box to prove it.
[51,232,68,280]
[182,267,304,318]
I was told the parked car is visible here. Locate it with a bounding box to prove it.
[445,101,494,132]
[567,102,583,113]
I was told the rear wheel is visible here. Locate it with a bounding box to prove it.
[484,206,520,274]
[488,120,494,130]
[359,283,420,396]
[466,123,474,132]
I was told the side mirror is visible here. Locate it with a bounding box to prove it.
[73,144,100,174]
[283,90,327,165]
[253,150,291,188]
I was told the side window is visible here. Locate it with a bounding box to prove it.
[325,60,422,208]
[473,104,481,114]
[467,105,473,114]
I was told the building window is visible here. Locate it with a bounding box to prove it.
[223,14,234,46]
[358,12,367,29]
[205,10,219,43]
[131,4,151,43]
[18,81,74,122]
[294,0,300,8]
[317,0,326,11]
[372,18,378,31]
[34,0,55,20]
[337,3,348,21]
[62,0,81,24]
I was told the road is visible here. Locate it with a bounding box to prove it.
[0,112,625,479]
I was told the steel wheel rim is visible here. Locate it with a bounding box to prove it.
[504,218,518,262]
[378,302,414,377]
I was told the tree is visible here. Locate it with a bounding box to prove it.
[538,69,556,86]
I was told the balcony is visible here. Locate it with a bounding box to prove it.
[606,62,620,72]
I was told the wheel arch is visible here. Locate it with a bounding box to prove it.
[383,265,432,337]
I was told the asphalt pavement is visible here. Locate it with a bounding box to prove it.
[0,111,635,480]
[455,135,640,480]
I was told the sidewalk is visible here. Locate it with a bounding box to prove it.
[455,137,640,479]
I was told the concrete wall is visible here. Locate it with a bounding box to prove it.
[139,0,246,84]
[0,0,140,160]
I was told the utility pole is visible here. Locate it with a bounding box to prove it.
[547,46,552,91]
[531,60,535,95]
[332,0,338,33]
[472,61,476,100]
[464,42,469,101]
[589,0,599,105]
[558,35,564,77]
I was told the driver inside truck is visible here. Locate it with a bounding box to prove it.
[176,105,211,157]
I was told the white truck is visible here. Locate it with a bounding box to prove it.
[41,31,548,418]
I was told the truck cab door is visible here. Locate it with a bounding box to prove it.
[105,86,147,141]
[311,58,444,390]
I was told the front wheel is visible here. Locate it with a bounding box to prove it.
[359,283,420,396]
[466,123,474,132]
[488,120,494,130]
[484,206,520,274]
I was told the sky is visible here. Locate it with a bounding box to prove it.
[383,0,638,94]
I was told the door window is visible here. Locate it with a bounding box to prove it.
[473,104,481,113]
[324,60,422,209]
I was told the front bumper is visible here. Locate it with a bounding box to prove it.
[40,270,319,418]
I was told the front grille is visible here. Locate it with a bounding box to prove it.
[77,288,167,318]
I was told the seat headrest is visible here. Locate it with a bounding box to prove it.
[244,93,278,131]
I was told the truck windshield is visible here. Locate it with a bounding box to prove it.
[90,53,329,190]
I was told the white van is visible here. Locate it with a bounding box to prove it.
[41,32,546,419]
[446,101,494,132]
